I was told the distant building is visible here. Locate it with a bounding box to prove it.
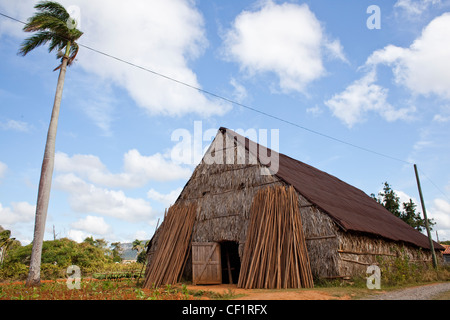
[442,245,450,264]
[121,260,137,264]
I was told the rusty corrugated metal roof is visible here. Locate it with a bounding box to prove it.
[221,127,444,251]
[442,244,450,254]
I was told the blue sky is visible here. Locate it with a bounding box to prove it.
[1,0,450,245]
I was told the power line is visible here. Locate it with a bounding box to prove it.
[2,11,449,200]
[0,12,25,24]
[418,168,450,203]
[77,44,414,165]
[2,11,409,164]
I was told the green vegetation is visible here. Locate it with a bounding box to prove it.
[316,253,450,291]
[371,182,435,232]
[132,239,149,263]
[376,252,450,287]
[0,226,21,266]
[0,236,143,281]
[0,280,196,300]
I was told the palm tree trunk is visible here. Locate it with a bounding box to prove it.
[26,52,69,287]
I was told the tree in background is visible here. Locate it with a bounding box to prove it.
[82,236,96,247]
[402,199,427,232]
[132,239,144,254]
[377,182,402,218]
[372,182,434,232]
[0,227,21,266]
[19,1,83,287]
[136,240,150,263]
[110,242,123,263]
[133,239,149,263]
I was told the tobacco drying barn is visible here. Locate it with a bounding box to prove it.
[143,127,443,289]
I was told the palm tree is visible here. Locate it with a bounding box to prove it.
[0,229,16,266]
[18,1,83,287]
[132,239,144,258]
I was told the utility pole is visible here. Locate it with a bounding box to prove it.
[413,164,438,269]
[52,225,58,241]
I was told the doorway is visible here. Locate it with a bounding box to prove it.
[220,241,241,284]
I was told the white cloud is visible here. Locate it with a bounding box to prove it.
[55,149,191,188]
[324,70,414,127]
[147,187,182,207]
[0,0,230,120]
[432,105,450,123]
[366,13,450,100]
[0,202,35,227]
[394,190,419,207]
[222,0,345,93]
[55,152,106,178]
[230,78,248,102]
[324,39,348,63]
[133,230,150,241]
[54,173,154,222]
[326,12,450,127]
[0,162,7,180]
[394,0,441,16]
[0,119,31,132]
[70,215,111,235]
[71,0,229,117]
[0,2,35,38]
[306,105,323,117]
[431,198,450,227]
[433,114,450,123]
[67,229,88,243]
[123,150,192,184]
[430,198,450,240]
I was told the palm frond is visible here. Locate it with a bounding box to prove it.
[53,42,79,71]
[47,35,67,53]
[18,31,56,56]
[19,0,83,66]
[24,12,69,35]
[68,28,83,42]
[67,42,79,65]
[34,1,69,21]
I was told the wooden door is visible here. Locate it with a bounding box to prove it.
[192,242,222,285]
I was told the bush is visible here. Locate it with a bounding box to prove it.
[40,263,63,280]
[377,252,450,287]
[0,261,28,280]
[1,238,117,281]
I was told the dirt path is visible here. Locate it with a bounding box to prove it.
[185,284,351,300]
[186,282,450,300]
[361,282,450,300]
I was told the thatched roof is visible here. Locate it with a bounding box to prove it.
[220,127,443,251]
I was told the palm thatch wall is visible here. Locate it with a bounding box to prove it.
[337,231,438,277]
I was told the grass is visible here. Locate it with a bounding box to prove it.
[187,287,245,300]
[0,278,248,300]
[0,279,197,300]
[2,278,449,300]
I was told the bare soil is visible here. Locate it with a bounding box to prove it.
[186,282,450,300]
[185,284,352,300]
